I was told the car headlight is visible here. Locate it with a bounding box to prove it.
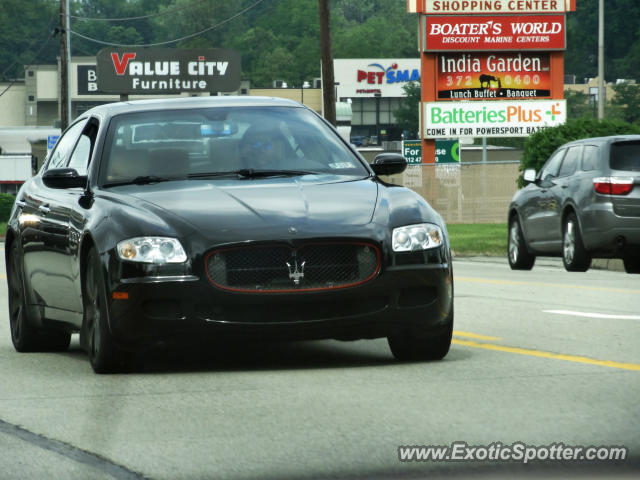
[117,237,187,264]
[392,223,444,252]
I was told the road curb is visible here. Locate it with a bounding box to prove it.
[453,253,625,272]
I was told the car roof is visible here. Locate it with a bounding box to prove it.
[82,96,304,118]
[561,134,640,147]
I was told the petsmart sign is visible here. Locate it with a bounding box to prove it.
[96,48,241,94]
[423,100,566,138]
[334,59,420,97]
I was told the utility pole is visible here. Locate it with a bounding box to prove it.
[597,0,605,120]
[59,0,71,129]
[318,0,336,126]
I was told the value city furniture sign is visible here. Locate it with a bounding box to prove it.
[423,15,565,51]
[437,52,551,99]
[423,99,566,138]
[96,48,241,94]
[419,0,575,14]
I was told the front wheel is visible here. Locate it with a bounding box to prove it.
[7,241,70,352]
[508,216,535,270]
[623,254,640,274]
[83,248,134,373]
[387,306,453,361]
[562,213,591,272]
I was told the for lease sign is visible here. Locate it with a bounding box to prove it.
[423,100,566,138]
[424,15,565,51]
[424,0,573,14]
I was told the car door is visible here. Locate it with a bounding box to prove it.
[519,148,566,247]
[21,119,88,319]
[543,145,582,248]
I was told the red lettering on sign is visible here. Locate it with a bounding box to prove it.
[376,71,385,84]
[357,70,367,82]
[111,53,137,75]
[367,72,376,84]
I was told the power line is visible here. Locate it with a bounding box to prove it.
[69,0,209,22]
[1,14,57,81]
[0,23,58,99]
[69,0,266,47]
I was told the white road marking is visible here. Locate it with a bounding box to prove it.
[544,309,640,320]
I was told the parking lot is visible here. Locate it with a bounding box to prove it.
[0,251,638,479]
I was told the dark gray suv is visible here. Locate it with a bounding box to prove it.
[508,135,640,273]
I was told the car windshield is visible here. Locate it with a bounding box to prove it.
[610,141,640,172]
[100,106,369,185]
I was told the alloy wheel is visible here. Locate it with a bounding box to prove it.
[509,222,520,264]
[563,220,575,265]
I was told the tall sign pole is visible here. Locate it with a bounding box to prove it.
[59,0,70,130]
[597,0,605,119]
[319,0,336,126]
[66,0,72,125]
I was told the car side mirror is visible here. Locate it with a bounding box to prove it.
[371,153,408,176]
[523,168,536,184]
[42,168,88,189]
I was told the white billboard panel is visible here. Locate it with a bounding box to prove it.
[422,99,566,138]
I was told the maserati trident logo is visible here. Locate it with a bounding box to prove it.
[286,259,305,285]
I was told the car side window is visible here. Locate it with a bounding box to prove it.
[558,146,582,178]
[539,149,566,182]
[46,120,88,170]
[581,145,599,171]
[67,120,99,175]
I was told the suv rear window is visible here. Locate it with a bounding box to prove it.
[610,141,640,172]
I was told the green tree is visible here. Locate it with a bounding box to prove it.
[0,0,58,81]
[394,81,420,137]
[610,82,640,124]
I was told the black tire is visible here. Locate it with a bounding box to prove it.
[508,215,535,270]
[562,213,591,272]
[83,248,134,373]
[623,254,640,274]
[7,241,71,352]
[387,306,453,361]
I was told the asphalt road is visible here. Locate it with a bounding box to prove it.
[0,252,639,480]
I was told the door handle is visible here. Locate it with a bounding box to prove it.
[561,184,569,189]
[38,204,51,214]
[15,200,27,208]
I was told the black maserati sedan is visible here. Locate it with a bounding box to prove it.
[5,97,453,373]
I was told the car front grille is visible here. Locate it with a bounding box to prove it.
[205,242,381,292]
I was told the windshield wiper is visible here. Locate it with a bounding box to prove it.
[235,169,317,178]
[187,171,239,179]
[104,175,179,187]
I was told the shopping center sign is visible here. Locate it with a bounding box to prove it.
[412,0,576,14]
[423,100,566,138]
[423,15,565,51]
[96,48,241,94]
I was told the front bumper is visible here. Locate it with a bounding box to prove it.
[103,255,453,349]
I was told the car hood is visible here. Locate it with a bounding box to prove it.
[116,175,379,237]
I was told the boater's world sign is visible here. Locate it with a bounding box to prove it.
[96,48,241,94]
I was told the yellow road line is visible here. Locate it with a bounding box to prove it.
[453,331,501,341]
[456,276,640,295]
[452,338,640,372]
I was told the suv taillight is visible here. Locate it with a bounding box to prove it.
[593,177,634,195]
